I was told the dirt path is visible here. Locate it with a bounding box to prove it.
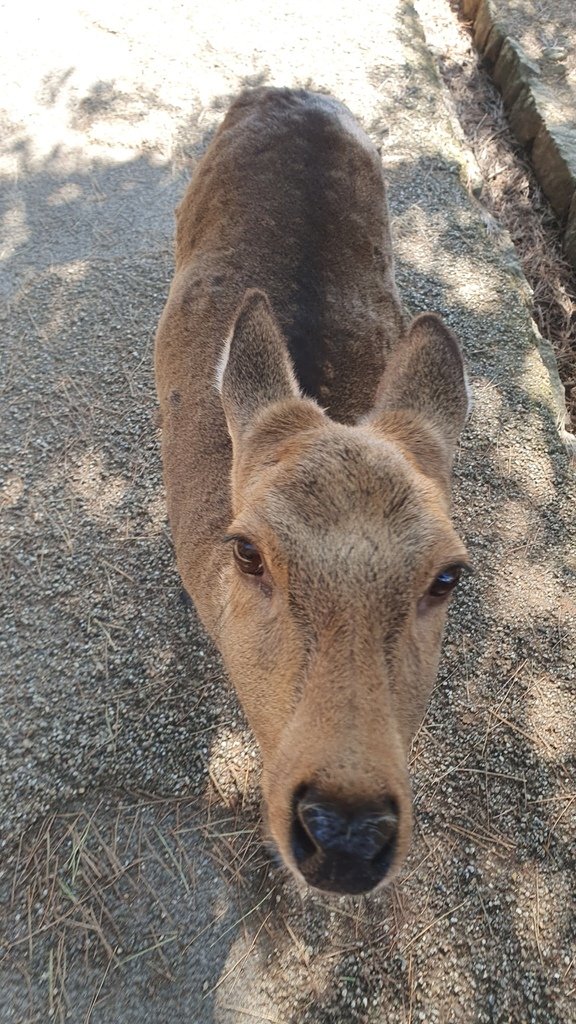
[1,2,575,1022]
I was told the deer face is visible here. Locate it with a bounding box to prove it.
[213,291,470,893]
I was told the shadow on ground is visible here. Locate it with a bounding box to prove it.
[1,91,574,1024]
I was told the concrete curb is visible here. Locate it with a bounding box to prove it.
[461,0,576,270]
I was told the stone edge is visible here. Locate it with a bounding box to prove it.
[459,0,575,456]
[460,0,576,272]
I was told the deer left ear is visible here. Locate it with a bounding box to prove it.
[366,313,472,485]
[216,289,301,447]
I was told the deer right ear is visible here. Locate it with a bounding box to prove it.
[367,313,472,486]
[216,289,301,447]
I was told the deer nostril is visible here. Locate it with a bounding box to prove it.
[291,786,399,893]
[300,791,397,858]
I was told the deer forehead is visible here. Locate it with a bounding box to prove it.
[231,429,463,573]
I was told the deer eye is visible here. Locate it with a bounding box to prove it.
[232,538,264,576]
[429,564,463,598]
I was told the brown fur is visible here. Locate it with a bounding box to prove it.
[155,87,470,893]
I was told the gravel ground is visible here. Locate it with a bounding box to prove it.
[1,1,575,1022]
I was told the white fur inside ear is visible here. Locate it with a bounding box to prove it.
[463,366,474,421]
[214,326,234,394]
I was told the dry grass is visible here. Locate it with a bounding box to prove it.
[441,2,576,424]
[3,760,471,1022]
[6,804,150,1022]
[1,761,279,1023]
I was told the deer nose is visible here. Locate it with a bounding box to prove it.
[291,786,399,894]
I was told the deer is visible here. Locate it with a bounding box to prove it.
[155,86,471,896]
